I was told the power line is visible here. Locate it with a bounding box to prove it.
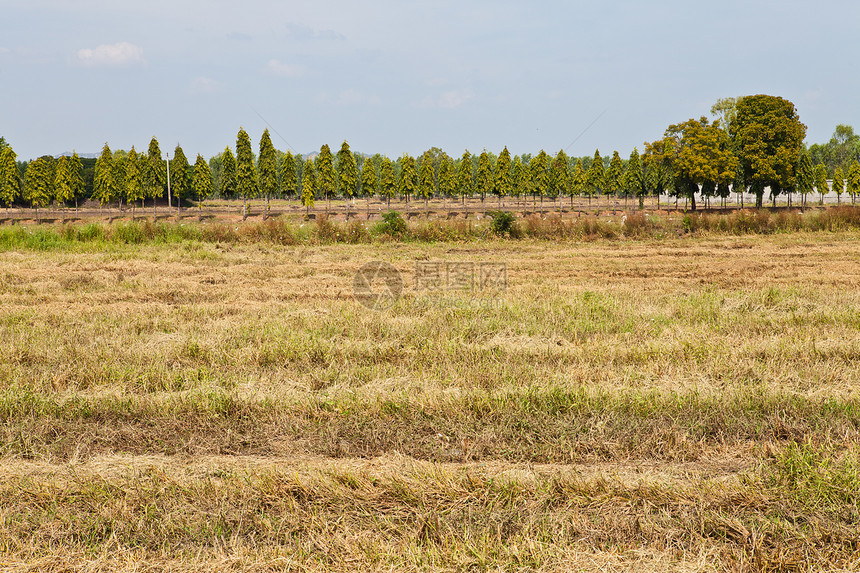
[564,109,608,153]
[250,106,297,153]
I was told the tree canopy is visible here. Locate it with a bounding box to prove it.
[730,94,806,207]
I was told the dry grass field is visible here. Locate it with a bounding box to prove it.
[1,217,860,571]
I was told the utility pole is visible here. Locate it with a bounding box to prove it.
[165,153,172,214]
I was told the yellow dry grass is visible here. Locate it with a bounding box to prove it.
[1,228,860,571]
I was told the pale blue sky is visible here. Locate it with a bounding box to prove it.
[2,0,858,160]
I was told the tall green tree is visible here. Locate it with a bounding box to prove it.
[418,151,435,211]
[475,150,493,203]
[68,152,84,210]
[644,139,674,208]
[24,156,54,218]
[398,153,417,204]
[125,147,146,217]
[93,144,117,212]
[359,156,377,209]
[146,137,166,215]
[379,156,397,206]
[438,154,456,209]
[456,151,473,203]
[529,150,550,208]
[605,150,624,204]
[730,94,806,208]
[663,117,738,211]
[192,154,213,216]
[586,149,605,211]
[219,147,237,199]
[494,147,513,206]
[832,167,845,204]
[828,124,860,171]
[795,151,814,207]
[0,146,20,209]
[53,155,74,217]
[710,97,738,133]
[301,157,316,213]
[548,150,569,204]
[847,161,860,204]
[511,156,526,205]
[280,151,298,199]
[570,159,586,206]
[170,145,190,210]
[316,144,336,211]
[813,163,829,205]
[257,129,278,216]
[336,141,358,203]
[236,127,258,219]
[624,148,647,209]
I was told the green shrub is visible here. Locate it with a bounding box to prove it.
[380,211,407,237]
[488,210,520,238]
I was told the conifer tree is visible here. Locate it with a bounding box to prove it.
[53,155,74,219]
[113,153,127,209]
[813,163,829,205]
[847,161,860,205]
[171,145,191,211]
[301,157,316,214]
[511,156,526,206]
[570,159,586,207]
[437,154,456,209]
[475,150,493,203]
[0,146,20,210]
[280,151,298,200]
[418,151,435,212]
[586,149,605,212]
[236,127,258,219]
[549,149,568,205]
[796,151,814,207]
[529,150,550,209]
[93,144,116,212]
[69,152,84,211]
[146,137,166,216]
[192,154,213,217]
[832,167,845,204]
[398,154,417,204]
[456,151,473,204]
[125,147,146,218]
[360,157,377,211]
[220,147,237,199]
[257,129,278,216]
[316,144,335,212]
[623,148,647,209]
[380,156,397,206]
[495,147,513,206]
[336,141,358,203]
[605,150,624,204]
[24,156,54,220]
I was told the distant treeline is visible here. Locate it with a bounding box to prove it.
[1,95,859,213]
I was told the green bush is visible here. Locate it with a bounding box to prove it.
[380,211,407,237]
[488,210,520,237]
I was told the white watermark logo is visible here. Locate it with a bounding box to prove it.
[353,260,507,310]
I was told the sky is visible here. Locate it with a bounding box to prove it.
[2,0,859,161]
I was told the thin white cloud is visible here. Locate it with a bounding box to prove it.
[189,76,221,94]
[416,89,474,109]
[76,42,145,67]
[264,59,306,77]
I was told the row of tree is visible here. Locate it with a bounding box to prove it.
[2,96,860,214]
